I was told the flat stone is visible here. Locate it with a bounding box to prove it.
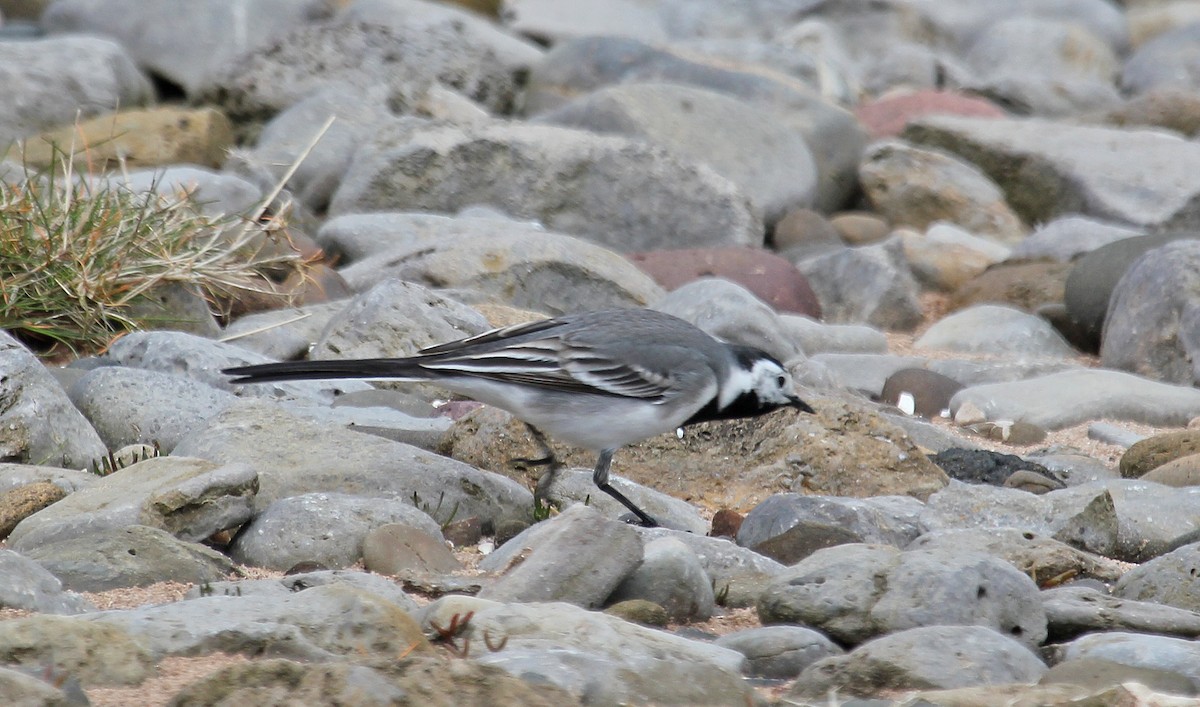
[715,625,844,679]
[0,615,154,686]
[0,550,94,614]
[1043,585,1200,642]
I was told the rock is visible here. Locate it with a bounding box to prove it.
[1141,453,1200,487]
[905,116,1200,231]
[1043,585,1200,642]
[361,522,461,576]
[715,625,843,680]
[86,584,429,661]
[0,35,151,143]
[66,366,237,454]
[627,248,821,317]
[20,524,234,591]
[1009,215,1145,263]
[780,316,888,356]
[860,140,1026,244]
[0,463,96,495]
[950,368,1200,430]
[854,89,1008,139]
[737,493,925,565]
[1104,87,1200,138]
[909,528,1125,587]
[1112,541,1200,613]
[774,208,843,258]
[0,481,66,541]
[949,260,1072,314]
[901,223,1011,291]
[221,301,349,362]
[200,16,516,124]
[185,568,420,614]
[478,505,642,608]
[830,211,891,246]
[634,527,787,607]
[340,231,664,317]
[1122,23,1200,96]
[652,278,801,362]
[535,82,817,223]
[0,666,78,706]
[172,401,533,526]
[98,165,263,217]
[928,448,1055,487]
[795,236,925,331]
[1120,430,1200,478]
[792,625,1046,698]
[758,544,1046,649]
[329,119,763,251]
[880,368,962,418]
[604,599,668,627]
[916,304,1075,359]
[0,615,154,686]
[1052,632,1200,691]
[1042,658,1198,698]
[606,537,715,622]
[1102,240,1200,385]
[228,492,445,572]
[0,550,94,614]
[0,332,107,470]
[7,456,256,549]
[807,354,929,397]
[420,595,752,705]
[500,0,668,43]
[539,468,707,534]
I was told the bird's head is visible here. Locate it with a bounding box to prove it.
[718,346,815,416]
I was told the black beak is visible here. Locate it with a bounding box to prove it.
[789,395,815,414]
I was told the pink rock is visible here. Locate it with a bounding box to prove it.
[856,90,1008,139]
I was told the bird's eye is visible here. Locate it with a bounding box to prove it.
[776,375,787,387]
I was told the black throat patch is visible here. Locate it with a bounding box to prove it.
[682,389,780,427]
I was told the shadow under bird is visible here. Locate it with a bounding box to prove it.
[223,308,814,527]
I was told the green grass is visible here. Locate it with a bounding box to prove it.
[0,151,309,356]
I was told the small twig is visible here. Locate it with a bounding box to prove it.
[218,312,312,341]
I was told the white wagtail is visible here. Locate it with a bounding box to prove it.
[224,308,814,527]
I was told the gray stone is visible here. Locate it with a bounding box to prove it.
[1112,541,1200,613]
[276,400,453,450]
[1008,215,1145,263]
[1052,632,1200,691]
[221,301,350,362]
[792,625,1046,698]
[0,35,151,143]
[340,231,663,316]
[229,492,444,572]
[104,166,263,217]
[86,584,427,661]
[7,456,256,549]
[0,550,94,614]
[318,211,526,262]
[633,527,787,607]
[897,0,1129,54]
[1040,658,1198,699]
[536,82,817,224]
[42,0,332,99]
[0,332,106,470]
[901,223,1011,292]
[361,522,461,576]
[715,625,843,679]
[329,119,763,252]
[606,537,715,622]
[860,140,1026,243]
[0,665,78,706]
[500,0,669,44]
[0,614,155,686]
[738,493,925,564]
[807,354,929,397]
[1028,452,1120,487]
[950,368,1200,430]
[478,505,642,608]
[758,544,1047,649]
[185,569,420,614]
[540,469,706,534]
[106,329,369,404]
[172,401,533,525]
[908,528,1125,586]
[1122,23,1200,96]
[421,595,751,705]
[200,16,516,121]
[67,366,237,454]
[905,116,1200,231]
[1044,585,1200,642]
[916,304,1075,359]
[780,316,888,355]
[652,278,800,363]
[927,357,1081,388]
[796,236,924,331]
[0,464,96,494]
[20,524,234,591]
[1101,240,1200,385]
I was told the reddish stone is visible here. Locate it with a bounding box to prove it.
[627,247,821,317]
[855,90,1008,139]
[709,509,744,539]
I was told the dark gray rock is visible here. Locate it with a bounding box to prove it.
[796,236,924,331]
[1101,240,1200,385]
[928,448,1054,487]
[20,524,234,591]
[715,625,843,679]
[1052,632,1200,691]
[0,332,106,470]
[7,456,256,549]
[67,366,237,453]
[737,493,925,564]
[478,505,642,608]
[1043,585,1200,642]
[229,492,444,571]
[422,595,751,705]
[606,537,715,622]
[916,304,1075,359]
[329,119,763,252]
[758,543,1046,649]
[172,401,533,525]
[652,278,800,363]
[792,625,1046,698]
[0,550,94,614]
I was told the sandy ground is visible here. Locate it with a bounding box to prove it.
[3,293,1174,705]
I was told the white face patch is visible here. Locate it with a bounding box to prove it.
[718,357,795,409]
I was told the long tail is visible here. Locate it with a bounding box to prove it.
[223,358,428,384]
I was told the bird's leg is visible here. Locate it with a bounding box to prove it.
[592,449,659,528]
[506,424,562,506]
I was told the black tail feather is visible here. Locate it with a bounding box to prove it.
[223,358,426,384]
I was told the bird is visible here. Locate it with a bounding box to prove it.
[223,308,814,527]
